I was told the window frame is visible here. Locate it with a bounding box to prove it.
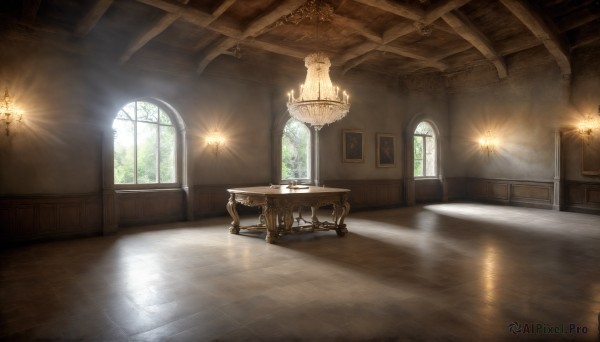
[413,121,438,179]
[113,99,181,190]
[279,117,313,184]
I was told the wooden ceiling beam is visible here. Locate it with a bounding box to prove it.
[377,46,448,71]
[243,0,306,37]
[211,0,237,17]
[342,52,379,74]
[197,0,305,73]
[499,0,571,75]
[557,9,600,32]
[244,39,307,60]
[352,0,424,21]
[74,0,114,37]
[122,0,236,65]
[424,0,472,24]
[331,13,382,43]
[120,12,181,64]
[442,10,508,78]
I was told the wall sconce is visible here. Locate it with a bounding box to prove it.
[578,105,600,136]
[206,131,226,156]
[479,130,497,156]
[1,88,23,136]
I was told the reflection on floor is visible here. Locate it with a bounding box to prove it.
[1,203,599,341]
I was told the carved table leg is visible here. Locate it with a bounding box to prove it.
[226,193,240,234]
[263,203,279,244]
[311,206,319,228]
[336,195,351,237]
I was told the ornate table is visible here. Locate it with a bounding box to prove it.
[226,186,351,243]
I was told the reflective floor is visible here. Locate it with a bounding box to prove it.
[1,203,599,341]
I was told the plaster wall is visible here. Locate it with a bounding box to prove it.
[447,65,563,181]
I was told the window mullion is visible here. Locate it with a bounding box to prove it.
[134,102,138,184]
[423,136,427,176]
[156,121,160,183]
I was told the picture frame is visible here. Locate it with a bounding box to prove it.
[376,133,395,167]
[343,129,364,163]
[581,136,600,176]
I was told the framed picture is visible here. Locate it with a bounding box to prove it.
[343,129,364,162]
[376,133,395,167]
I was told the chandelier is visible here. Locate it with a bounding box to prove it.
[1,88,23,136]
[287,52,350,130]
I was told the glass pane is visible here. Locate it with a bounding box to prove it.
[121,102,135,120]
[426,136,437,177]
[159,125,176,183]
[113,119,135,184]
[159,109,172,125]
[413,136,423,159]
[137,101,158,122]
[414,160,423,177]
[415,121,433,135]
[137,122,158,184]
[116,109,132,121]
[281,119,310,180]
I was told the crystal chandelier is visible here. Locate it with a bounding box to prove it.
[287,52,350,130]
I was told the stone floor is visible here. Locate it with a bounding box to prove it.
[1,203,599,341]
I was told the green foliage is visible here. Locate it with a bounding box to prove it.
[282,119,310,180]
[413,136,424,177]
[113,101,177,185]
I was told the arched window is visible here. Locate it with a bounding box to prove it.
[413,121,437,177]
[281,118,311,182]
[113,100,178,185]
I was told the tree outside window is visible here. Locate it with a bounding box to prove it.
[113,100,177,185]
[281,118,311,181]
[413,121,437,177]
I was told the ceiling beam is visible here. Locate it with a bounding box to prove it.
[557,8,600,32]
[331,13,382,43]
[120,12,181,64]
[74,0,114,37]
[442,10,508,78]
[352,0,424,21]
[342,52,378,75]
[339,0,470,73]
[377,46,448,71]
[424,0,472,24]
[244,39,307,60]
[123,0,237,65]
[499,0,571,75]
[197,0,305,73]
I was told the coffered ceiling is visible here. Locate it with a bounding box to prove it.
[1,0,599,80]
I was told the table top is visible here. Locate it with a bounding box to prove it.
[227,186,350,196]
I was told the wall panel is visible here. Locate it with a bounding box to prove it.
[466,178,553,209]
[116,189,184,226]
[564,181,600,214]
[0,194,102,243]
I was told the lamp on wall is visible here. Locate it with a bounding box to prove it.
[578,105,600,136]
[206,131,225,156]
[1,88,23,136]
[285,0,350,186]
[479,130,496,156]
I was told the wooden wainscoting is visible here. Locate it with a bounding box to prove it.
[564,181,600,214]
[414,178,443,203]
[324,179,403,210]
[0,193,102,243]
[466,178,553,209]
[446,177,467,200]
[116,189,185,226]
